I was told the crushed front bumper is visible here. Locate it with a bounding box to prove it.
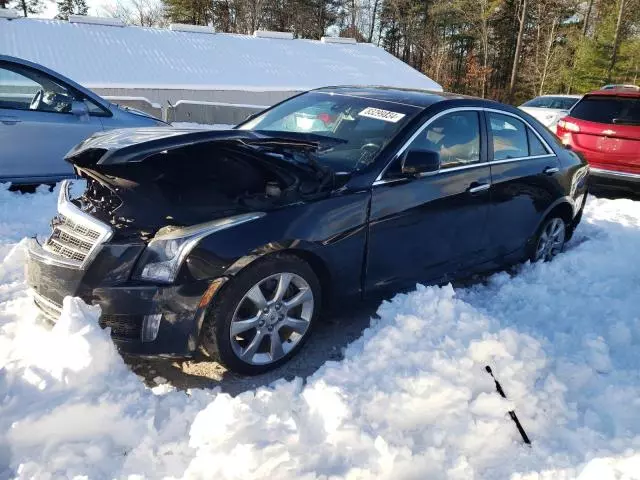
[27,237,216,356]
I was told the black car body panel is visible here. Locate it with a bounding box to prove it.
[26,87,589,358]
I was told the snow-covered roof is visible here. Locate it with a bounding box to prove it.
[0,18,442,92]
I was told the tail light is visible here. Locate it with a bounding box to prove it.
[557,119,580,133]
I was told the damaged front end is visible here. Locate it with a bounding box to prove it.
[67,128,338,239]
[26,128,338,356]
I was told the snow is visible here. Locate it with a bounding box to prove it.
[2,184,640,479]
[1,19,443,92]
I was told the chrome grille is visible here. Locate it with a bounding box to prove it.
[44,215,100,263]
[41,180,113,268]
[58,214,101,241]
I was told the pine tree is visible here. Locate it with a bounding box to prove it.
[56,0,88,19]
[12,0,44,16]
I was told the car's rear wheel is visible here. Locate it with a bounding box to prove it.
[201,254,321,375]
[531,216,567,262]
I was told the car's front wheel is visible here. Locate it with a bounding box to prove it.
[531,216,567,262]
[201,254,321,375]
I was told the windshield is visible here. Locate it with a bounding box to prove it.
[237,91,421,172]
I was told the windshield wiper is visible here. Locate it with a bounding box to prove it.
[612,117,640,126]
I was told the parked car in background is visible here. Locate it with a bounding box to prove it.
[27,87,588,375]
[556,89,639,192]
[601,84,639,91]
[519,95,581,132]
[0,55,167,186]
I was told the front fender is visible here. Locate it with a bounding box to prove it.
[184,190,370,302]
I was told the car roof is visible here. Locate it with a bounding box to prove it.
[313,86,470,109]
[536,94,582,98]
[585,89,640,98]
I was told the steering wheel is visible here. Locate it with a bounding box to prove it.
[29,89,44,110]
[356,142,381,168]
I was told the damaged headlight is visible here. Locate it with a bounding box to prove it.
[135,212,265,283]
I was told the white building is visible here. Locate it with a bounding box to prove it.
[0,14,442,124]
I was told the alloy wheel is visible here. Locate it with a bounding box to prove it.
[229,272,314,365]
[534,217,566,262]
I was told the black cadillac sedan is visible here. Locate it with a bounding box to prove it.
[26,87,589,374]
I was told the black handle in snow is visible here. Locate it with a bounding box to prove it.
[485,365,532,445]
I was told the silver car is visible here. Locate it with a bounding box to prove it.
[518,94,582,133]
[0,55,167,185]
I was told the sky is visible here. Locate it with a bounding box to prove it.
[38,0,127,19]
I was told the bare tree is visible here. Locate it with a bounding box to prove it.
[581,0,594,36]
[367,0,380,42]
[538,16,558,95]
[606,0,627,82]
[508,0,528,100]
[103,0,166,27]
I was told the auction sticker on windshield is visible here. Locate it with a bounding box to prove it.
[358,107,406,123]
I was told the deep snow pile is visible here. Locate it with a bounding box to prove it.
[1,184,640,479]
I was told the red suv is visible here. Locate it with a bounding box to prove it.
[556,90,639,192]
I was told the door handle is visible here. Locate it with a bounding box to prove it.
[0,116,21,125]
[468,182,491,194]
[543,166,559,175]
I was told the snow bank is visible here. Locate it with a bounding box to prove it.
[1,183,640,479]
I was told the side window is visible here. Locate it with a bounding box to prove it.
[527,128,549,156]
[489,113,528,160]
[409,111,481,169]
[0,63,76,114]
[84,98,109,116]
[0,66,41,110]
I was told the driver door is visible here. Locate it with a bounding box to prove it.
[0,61,103,184]
[365,109,493,294]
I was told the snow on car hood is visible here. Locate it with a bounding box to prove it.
[2,185,640,478]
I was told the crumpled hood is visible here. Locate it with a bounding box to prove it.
[65,127,328,167]
[67,128,336,237]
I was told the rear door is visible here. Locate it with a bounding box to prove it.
[0,61,104,184]
[566,95,640,173]
[485,110,564,257]
[366,109,492,293]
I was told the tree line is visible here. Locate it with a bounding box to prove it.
[2,0,638,104]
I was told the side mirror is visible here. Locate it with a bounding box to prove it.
[70,100,89,117]
[401,149,440,176]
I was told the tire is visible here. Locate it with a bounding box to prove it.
[201,254,321,375]
[529,215,567,262]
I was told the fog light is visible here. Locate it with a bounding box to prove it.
[141,314,162,342]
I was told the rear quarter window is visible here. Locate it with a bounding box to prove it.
[570,96,640,124]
